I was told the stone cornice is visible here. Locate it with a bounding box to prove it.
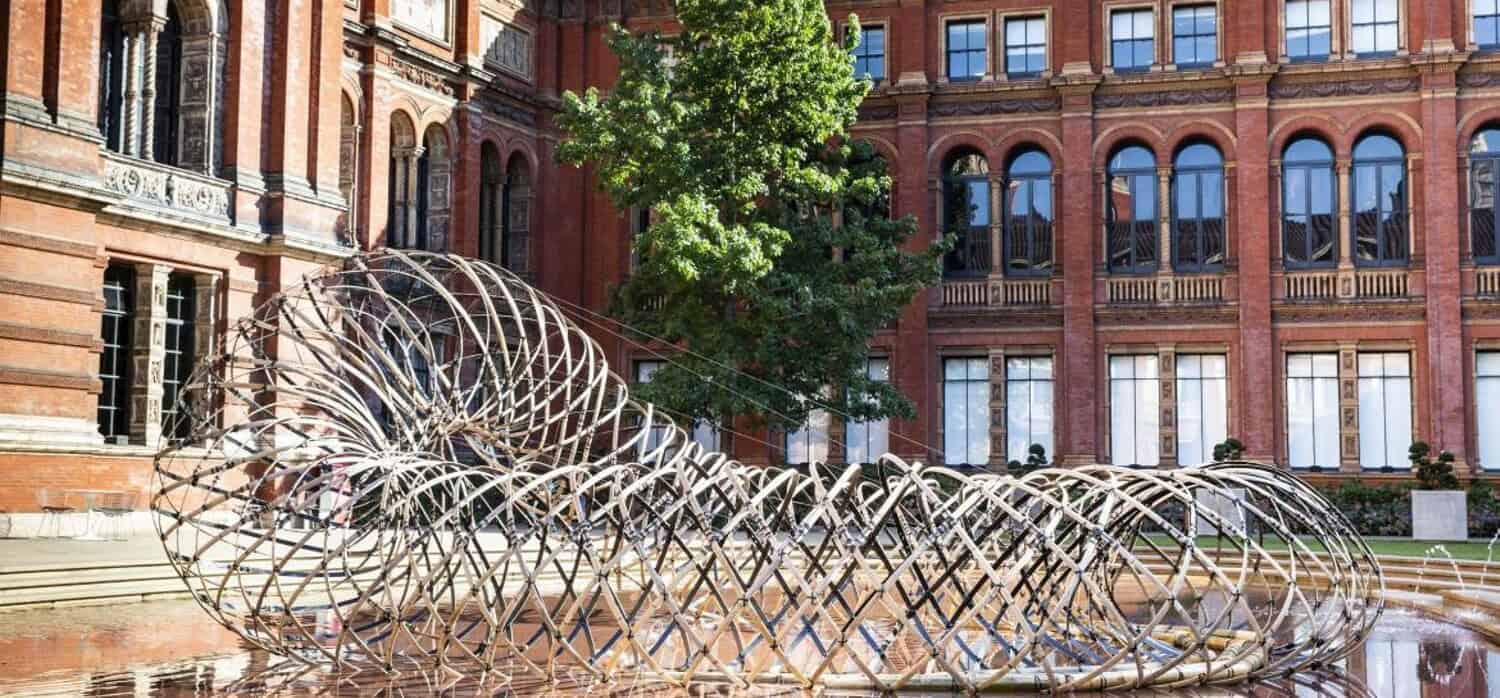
[1094,304,1239,326]
[1272,301,1426,323]
[927,307,1063,329]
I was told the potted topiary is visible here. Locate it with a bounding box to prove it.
[1409,441,1467,541]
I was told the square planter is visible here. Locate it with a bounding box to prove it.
[1411,490,1468,541]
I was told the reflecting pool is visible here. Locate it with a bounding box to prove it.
[0,601,1490,696]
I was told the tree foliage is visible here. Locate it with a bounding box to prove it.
[556,0,944,433]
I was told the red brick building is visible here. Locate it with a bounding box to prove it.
[4,0,1500,517]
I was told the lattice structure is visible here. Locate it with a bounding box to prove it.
[154,250,1384,692]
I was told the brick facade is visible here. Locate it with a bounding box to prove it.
[4,0,1500,512]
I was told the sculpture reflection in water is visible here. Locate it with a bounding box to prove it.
[154,250,1384,692]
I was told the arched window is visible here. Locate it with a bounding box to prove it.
[1003,149,1052,275]
[1282,136,1336,268]
[1471,128,1500,264]
[387,113,417,248]
[151,2,184,165]
[942,149,991,277]
[479,143,503,264]
[1351,133,1408,265]
[502,154,532,274]
[1106,144,1158,272]
[337,93,360,244]
[1171,143,1225,271]
[419,125,450,252]
[98,0,126,153]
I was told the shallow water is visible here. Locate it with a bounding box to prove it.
[0,602,1489,697]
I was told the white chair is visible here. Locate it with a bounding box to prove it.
[36,488,76,538]
[95,491,136,541]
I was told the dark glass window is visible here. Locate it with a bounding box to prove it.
[1004,17,1046,77]
[1172,5,1217,66]
[1283,137,1337,268]
[479,144,502,264]
[946,20,987,81]
[152,2,183,165]
[943,150,991,277]
[98,0,126,152]
[1472,128,1500,263]
[1003,150,1053,275]
[1106,145,1158,272]
[1171,143,1225,271]
[98,266,134,441]
[1351,0,1399,56]
[414,149,430,251]
[162,275,194,442]
[1286,0,1331,60]
[1111,9,1155,72]
[1351,133,1407,266]
[1480,0,1500,48]
[852,26,886,82]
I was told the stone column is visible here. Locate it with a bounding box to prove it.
[1156,167,1175,301]
[339,121,361,242]
[1338,343,1361,473]
[121,31,142,156]
[138,20,163,159]
[1158,346,1178,467]
[989,172,1005,279]
[129,264,172,448]
[405,146,425,249]
[191,273,220,444]
[1336,159,1356,298]
[988,350,1007,467]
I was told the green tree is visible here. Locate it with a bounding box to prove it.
[556,0,944,434]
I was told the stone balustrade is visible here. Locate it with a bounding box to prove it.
[102,152,233,224]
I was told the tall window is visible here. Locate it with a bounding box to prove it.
[98,0,125,153]
[1286,0,1332,60]
[1004,16,1046,77]
[635,360,720,454]
[162,275,194,442]
[1172,5,1217,67]
[1004,150,1053,275]
[1352,133,1408,266]
[845,357,890,464]
[1110,8,1155,72]
[479,143,503,264]
[502,155,532,273]
[1351,0,1399,56]
[943,358,989,466]
[1171,143,1225,271]
[946,20,987,80]
[1286,353,1339,469]
[1005,357,1053,464]
[1283,137,1337,268]
[151,3,184,165]
[852,25,886,82]
[1471,128,1500,263]
[97,266,134,441]
[1176,354,1227,466]
[1106,145,1158,272]
[1358,352,1411,470]
[1478,352,1500,470]
[1110,355,1160,467]
[786,409,830,465]
[1478,0,1500,48]
[943,150,991,277]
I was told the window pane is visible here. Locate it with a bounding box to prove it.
[1352,25,1374,53]
[1111,373,1135,464]
[1007,18,1026,45]
[1113,11,1131,36]
[1480,355,1500,469]
[967,379,989,464]
[1135,40,1155,67]
[1178,375,1204,464]
[1375,0,1396,20]
[1288,374,1315,467]
[1134,9,1153,35]
[1310,0,1330,24]
[1375,23,1397,52]
[1353,0,1373,23]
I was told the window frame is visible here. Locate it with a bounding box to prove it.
[1477,0,1500,49]
[1108,354,1161,468]
[1002,149,1054,276]
[1283,0,1334,62]
[97,265,134,442]
[1000,12,1049,79]
[1004,355,1054,465]
[1105,144,1160,274]
[942,16,991,83]
[1107,5,1158,73]
[1174,353,1228,467]
[1350,133,1409,268]
[845,356,891,465]
[1349,0,1401,58]
[1477,351,1500,471]
[785,408,831,466]
[847,21,888,84]
[1170,143,1226,272]
[161,274,195,444]
[1281,137,1339,269]
[942,356,990,467]
[1168,2,1219,68]
[1285,352,1340,471]
[1356,351,1412,471]
[942,149,994,278]
[1471,128,1500,264]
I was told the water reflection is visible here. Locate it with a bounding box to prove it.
[0,603,1489,697]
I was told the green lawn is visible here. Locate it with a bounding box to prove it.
[1136,534,1499,562]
